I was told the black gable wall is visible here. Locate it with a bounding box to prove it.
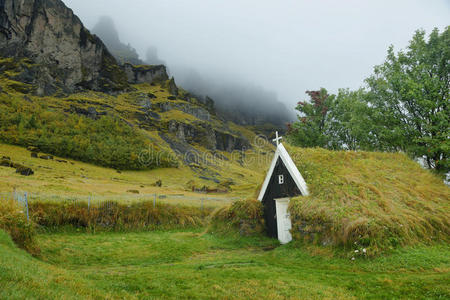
[262,157,302,238]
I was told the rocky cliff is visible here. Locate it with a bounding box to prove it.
[0,0,256,175]
[0,0,129,95]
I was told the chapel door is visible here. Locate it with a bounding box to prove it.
[275,198,292,244]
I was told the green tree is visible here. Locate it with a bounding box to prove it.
[328,89,374,151]
[365,27,449,172]
[289,88,334,148]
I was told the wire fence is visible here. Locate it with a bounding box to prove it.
[0,190,239,221]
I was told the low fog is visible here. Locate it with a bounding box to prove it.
[63,0,449,125]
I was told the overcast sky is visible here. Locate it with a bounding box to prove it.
[62,0,449,111]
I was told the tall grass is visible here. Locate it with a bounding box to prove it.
[286,146,450,255]
[0,199,39,255]
[29,200,213,231]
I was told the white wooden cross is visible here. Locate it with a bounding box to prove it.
[273,131,283,146]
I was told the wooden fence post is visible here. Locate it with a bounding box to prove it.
[24,192,29,221]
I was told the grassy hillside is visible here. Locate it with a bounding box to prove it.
[0,143,267,199]
[2,229,448,299]
[0,57,271,173]
[286,145,450,254]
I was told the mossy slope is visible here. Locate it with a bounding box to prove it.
[0,56,267,177]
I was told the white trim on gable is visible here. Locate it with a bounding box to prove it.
[257,143,309,201]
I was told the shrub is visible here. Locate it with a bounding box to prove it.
[0,200,39,255]
[210,199,265,236]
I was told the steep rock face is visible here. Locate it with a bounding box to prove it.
[0,0,129,94]
[167,120,250,152]
[123,63,168,85]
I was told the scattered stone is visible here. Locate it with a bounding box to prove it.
[16,166,34,176]
[167,96,176,100]
[2,156,11,160]
[70,162,75,165]
[155,180,162,187]
[39,155,53,160]
[31,152,38,158]
[127,189,140,194]
[56,159,67,163]
[27,146,40,152]
[117,170,122,174]
[0,159,12,167]
[140,185,145,188]
[148,93,156,99]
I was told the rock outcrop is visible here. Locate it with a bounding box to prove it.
[123,63,168,85]
[0,0,129,95]
[167,120,250,152]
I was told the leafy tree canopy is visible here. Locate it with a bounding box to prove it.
[289,27,449,173]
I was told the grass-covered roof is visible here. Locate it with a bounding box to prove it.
[285,144,449,254]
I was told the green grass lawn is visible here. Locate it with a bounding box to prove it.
[8,230,442,299]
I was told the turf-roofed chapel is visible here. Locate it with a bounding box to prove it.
[258,142,449,253]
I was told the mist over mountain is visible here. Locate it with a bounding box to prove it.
[91,16,142,65]
[91,16,294,127]
[171,66,294,126]
[145,46,166,66]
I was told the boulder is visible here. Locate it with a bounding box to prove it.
[16,166,34,176]
[0,159,12,167]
